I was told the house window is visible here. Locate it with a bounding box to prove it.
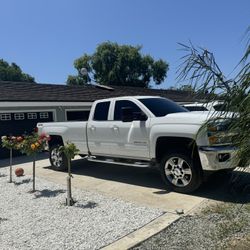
[0,113,11,121]
[66,110,90,121]
[40,112,49,119]
[14,113,25,120]
[28,113,37,119]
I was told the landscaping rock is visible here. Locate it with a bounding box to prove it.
[0,167,163,250]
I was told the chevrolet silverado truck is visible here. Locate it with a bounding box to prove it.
[37,96,238,193]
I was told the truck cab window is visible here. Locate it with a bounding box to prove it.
[114,100,142,121]
[94,101,110,121]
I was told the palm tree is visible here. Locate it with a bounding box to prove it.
[177,27,249,167]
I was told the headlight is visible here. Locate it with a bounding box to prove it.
[207,119,234,145]
[208,132,234,145]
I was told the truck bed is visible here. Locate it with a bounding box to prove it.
[37,121,89,154]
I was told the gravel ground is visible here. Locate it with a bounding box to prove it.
[132,169,250,250]
[132,204,250,250]
[0,166,163,250]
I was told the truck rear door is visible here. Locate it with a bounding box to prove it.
[87,100,114,155]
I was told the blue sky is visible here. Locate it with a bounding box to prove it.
[0,0,249,89]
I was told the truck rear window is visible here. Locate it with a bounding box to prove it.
[93,101,110,121]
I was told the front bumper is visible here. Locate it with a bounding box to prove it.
[198,146,238,171]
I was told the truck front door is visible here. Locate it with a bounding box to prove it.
[109,100,150,160]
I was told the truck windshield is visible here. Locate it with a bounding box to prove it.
[139,98,188,117]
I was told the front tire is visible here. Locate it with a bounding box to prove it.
[49,144,68,171]
[160,151,202,193]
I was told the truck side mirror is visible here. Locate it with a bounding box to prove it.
[121,107,134,122]
[139,112,148,121]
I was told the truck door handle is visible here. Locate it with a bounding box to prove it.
[112,126,119,131]
[90,125,96,131]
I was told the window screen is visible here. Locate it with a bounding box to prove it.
[0,113,11,121]
[14,113,25,120]
[27,113,37,119]
[40,112,49,119]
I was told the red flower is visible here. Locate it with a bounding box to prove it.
[39,133,46,139]
[16,136,23,142]
[39,133,50,142]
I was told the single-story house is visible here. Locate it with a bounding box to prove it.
[0,81,198,157]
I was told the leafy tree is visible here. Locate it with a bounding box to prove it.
[66,75,86,86]
[0,59,35,82]
[177,84,195,92]
[177,28,250,166]
[67,42,169,88]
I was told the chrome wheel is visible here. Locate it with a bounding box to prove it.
[164,156,192,187]
[50,148,63,168]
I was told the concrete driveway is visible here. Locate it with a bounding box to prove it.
[0,153,242,213]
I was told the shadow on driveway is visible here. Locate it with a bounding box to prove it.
[43,158,250,204]
[0,152,49,168]
[71,159,165,189]
[193,170,250,203]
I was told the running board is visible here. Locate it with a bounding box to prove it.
[87,157,151,168]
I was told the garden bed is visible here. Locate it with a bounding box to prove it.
[0,166,163,250]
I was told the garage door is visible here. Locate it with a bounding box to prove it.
[0,111,54,158]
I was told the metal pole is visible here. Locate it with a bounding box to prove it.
[68,158,71,177]
[9,148,12,183]
[66,175,72,206]
[33,155,36,192]
[66,158,72,206]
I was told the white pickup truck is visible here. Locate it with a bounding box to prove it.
[37,96,238,193]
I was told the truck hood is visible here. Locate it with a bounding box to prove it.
[151,111,216,125]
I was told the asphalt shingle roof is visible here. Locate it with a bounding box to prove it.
[0,81,196,102]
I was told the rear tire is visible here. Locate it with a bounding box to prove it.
[160,151,202,193]
[49,144,68,171]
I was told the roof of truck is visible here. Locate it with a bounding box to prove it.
[96,96,163,101]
